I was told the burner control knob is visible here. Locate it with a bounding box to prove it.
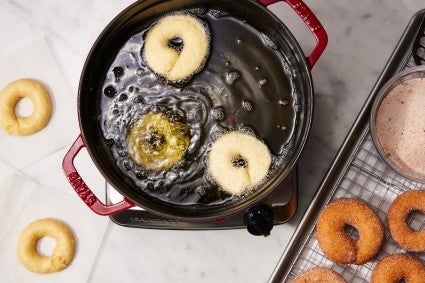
[243,204,274,236]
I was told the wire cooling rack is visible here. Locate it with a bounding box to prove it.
[272,12,425,283]
[286,133,425,282]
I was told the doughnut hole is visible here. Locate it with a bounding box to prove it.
[15,97,34,118]
[406,210,425,232]
[232,155,248,168]
[343,224,360,241]
[36,236,56,256]
[168,37,184,53]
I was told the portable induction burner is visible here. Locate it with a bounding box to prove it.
[106,168,297,236]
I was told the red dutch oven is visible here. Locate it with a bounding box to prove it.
[63,0,327,220]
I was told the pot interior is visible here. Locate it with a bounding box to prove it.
[79,0,312,220]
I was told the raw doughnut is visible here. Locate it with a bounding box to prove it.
[127,112,190,171]
[388,190,425,252]
[207,131,271,195]
[316,198,384,265]
[294,267,346,283]
[370,254,425,283]
[17,218,75,274]
[0,79,51,135]
[143,14,210,83]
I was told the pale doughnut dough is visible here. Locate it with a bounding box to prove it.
[17,218,75,274]
[143,14,210,83]
[0,79,51,135]
[207,131,271,195]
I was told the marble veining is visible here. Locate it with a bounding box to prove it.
[0,0,424,282]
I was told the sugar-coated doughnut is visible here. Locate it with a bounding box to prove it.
[388,190,425,252]
[127,112,190,171]
[0,79,51,135]
[316,198,384,265]
[17,218,75,274]
[207,131,271,195]
[370,254,425,283]
[294,267,346,283]
[143,14,210,83]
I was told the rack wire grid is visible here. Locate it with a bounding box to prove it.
[285,56,425,282]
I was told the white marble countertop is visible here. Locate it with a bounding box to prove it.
[0,0,424,282]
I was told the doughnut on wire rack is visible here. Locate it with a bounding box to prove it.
[273,15,425,283]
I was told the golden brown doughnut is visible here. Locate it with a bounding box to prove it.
[0,79,51,135]
[370,254,425,283]
[294,267,346,283]
[143,14,210,83]
[316,198,384,265]
[17,218,75,274]
[388,190,425,252]
[127,112,190,171]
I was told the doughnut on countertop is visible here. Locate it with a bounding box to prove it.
[370,253,425,283]
[0,79,51,136]
[16,218,75,274]
[316,198,384,265]
[388,189,425,252]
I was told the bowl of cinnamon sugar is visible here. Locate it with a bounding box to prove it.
[371,65,425,182]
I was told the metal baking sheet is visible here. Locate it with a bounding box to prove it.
[269,10,425,283]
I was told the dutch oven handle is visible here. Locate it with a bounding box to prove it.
[62,135,135,215]
[257,0,328,68]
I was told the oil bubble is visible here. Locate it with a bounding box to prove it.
[211,129,227,141]
[123,161,132,171]
[113,66,124,78]
[135,170,148,180]
[241,100,253,112]
[119,93,128,101]
[190,8,207,15]
[212,106,225,121]
[259,78,267,87]
[196,186,206,196]
[225,71,240,84]
[278,100,289,106]
[239,125,255,136]
[210,9,229,18]
[261,33,278,50]
[133,96,144,104]
[105,138,115,147]
[104,86,117,98]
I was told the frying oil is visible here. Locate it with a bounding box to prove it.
[100,9,297,207]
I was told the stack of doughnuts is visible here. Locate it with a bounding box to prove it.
[295,189,425,282]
